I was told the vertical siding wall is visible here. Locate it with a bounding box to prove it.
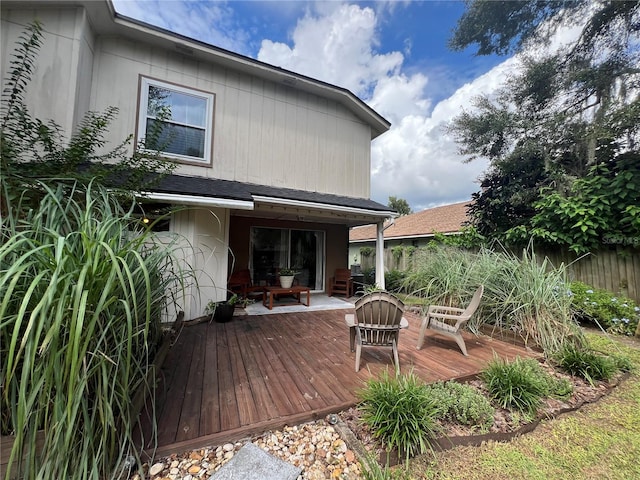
[90,36,372,198]
[1,6,95,137]
[171,207,231,321]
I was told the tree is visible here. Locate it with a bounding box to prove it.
[467,145,553,240]
[388,196,412,216]
[449,1,640,251]
[1,21,175,223]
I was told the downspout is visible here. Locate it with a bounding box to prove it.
[375,218,395,289]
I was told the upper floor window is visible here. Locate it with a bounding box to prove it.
[138,77,214,165]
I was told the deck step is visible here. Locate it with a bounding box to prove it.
[209,442,301,480]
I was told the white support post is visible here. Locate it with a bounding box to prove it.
[375,221,385,290]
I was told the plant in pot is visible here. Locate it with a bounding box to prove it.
[278,267,298,288]
[205,294,241,323]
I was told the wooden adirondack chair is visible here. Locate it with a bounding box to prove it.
[344,291,408,372]
[328,268,353,297]
[227,269,264,299]
[416,285,484,356]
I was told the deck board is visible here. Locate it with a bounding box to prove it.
[199,321,221,435]
[137,308,539,458]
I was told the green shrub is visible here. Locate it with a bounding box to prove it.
[569,281,640,336]
[426,381,495,431]
[358,369,440,462]
[556,344,618,385]
[385,269,407,293]
[360,246,375,257]
[481,357,562,416]
[611,354,634,373]
[362,266,376,286]
[391,245,404,262]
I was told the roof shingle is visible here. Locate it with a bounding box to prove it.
[349,201,471,241]
[152,173,394,212]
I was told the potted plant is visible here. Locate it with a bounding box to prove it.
[278,267,298,288]
[205,294,241,323]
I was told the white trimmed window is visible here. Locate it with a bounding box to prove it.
[138,77,214,165]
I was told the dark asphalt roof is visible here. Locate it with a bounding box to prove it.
[152,174,394,212]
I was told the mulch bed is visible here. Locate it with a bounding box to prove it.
[337,360,627,466]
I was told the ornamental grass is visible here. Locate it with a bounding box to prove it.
[0,182,186,479]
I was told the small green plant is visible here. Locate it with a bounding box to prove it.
[481,357,554,416]
[426,381,495,432]
[360,246,375,257]
[391,246,404,261]
[360,452,412,480]
[610,353,634,373]
[555,344,618,385]
[205,293,252,317]
[362,266,376,286]
[358,369,440,463]
[278,267,298,276]
[569,281,640,336]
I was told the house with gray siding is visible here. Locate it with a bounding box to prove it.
[1,0,396,320]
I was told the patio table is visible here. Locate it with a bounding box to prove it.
[262,286,311,310]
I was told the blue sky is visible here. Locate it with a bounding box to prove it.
[112,0,516,211]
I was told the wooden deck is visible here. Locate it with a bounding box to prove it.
[136,308,537,458]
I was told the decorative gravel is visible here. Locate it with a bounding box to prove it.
[133,419,364,480]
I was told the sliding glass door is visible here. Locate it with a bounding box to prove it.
[250,227,325,290]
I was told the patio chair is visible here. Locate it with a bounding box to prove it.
[344,291,409,372]
[416,285,484,356]
[328,268,353,297]
[228,269,264,300]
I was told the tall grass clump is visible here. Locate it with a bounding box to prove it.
[555,344,618,385]
[0,182,185,479]
[481,356,572,417]
[403,244,584,355]
[483,247,583,354]
[358,369,440,463]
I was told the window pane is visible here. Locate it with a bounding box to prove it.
[147,86,206,127]
[145,119,205,159]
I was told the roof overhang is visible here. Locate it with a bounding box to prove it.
[237,196,395,228]
[139,191,254,210]
[349,231,462,243]
[136,175,396,227]
[252,195,395,219]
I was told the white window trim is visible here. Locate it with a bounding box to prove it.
[138,77,214,165]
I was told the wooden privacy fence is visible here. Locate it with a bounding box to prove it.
[360,246,640,303]
[541,248,640,303]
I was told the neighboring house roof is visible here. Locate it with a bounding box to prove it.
[349,201,471,242]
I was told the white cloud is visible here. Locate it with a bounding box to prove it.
[257,3,522,211]
[112,0,252,55]
[258,4,403,99]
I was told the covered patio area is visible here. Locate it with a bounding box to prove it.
[136,305,538,458]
